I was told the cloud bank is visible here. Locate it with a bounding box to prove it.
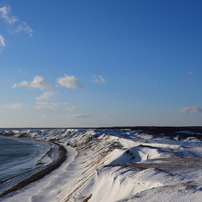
[13,75,53,90]
[57,74,84,89]
[179,106,202,114]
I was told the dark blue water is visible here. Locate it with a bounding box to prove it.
[0,136,51,181]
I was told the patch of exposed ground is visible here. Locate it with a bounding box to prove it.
[105,154,202,172]
[83,194,92,202]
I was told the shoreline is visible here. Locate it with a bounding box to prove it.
[0,142,67,198]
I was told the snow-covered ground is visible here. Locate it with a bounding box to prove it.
[0,128,202,202]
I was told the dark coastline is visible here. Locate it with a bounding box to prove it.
[0,143,67,198]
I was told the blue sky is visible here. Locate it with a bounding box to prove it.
[0,0,202,127]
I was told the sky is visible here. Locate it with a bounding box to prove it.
[0,0,202,127]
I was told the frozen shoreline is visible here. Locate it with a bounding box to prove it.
[0,138,66,198]
[0,135,52,182]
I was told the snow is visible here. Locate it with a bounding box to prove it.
[1,128,202,202]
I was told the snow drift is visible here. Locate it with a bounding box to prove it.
[0,128,202,202]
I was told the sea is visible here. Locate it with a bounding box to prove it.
[0,135,51,182]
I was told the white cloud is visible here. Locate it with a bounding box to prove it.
[33,102,48,109]
[15,21,33,37]
[34,102,64,110]
[187,71,193,76]
[0,5,18,24]
[0,35,6,47]
[179,106,202,114]
[0,35,6,53]
[18,81,29,87]
[18,68,27,75]
[41,114,92,121]
[41,115,51,119]
[52,103,63,107]
[66,114,92,119]
[12,83,17,88]
[34,102,55,109]
[57,74,84,89]
[36,91,56,101]
[11,104,24,109]
[92,75,106,84]
[0,5,33,36]
[13,75,53,90]
[66,106,81,111]
[2,103,25,109]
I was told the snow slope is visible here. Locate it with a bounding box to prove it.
[0,128,202,202]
